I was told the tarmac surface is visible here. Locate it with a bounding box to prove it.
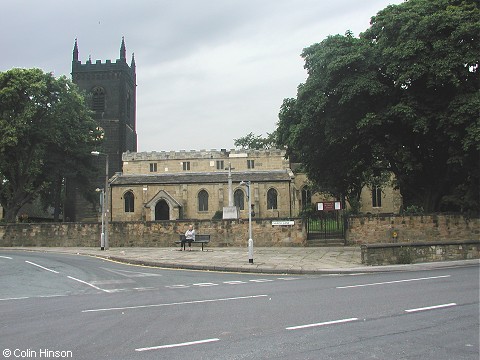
[2,245,478,274]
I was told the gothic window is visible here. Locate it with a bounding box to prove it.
[234,189,245,210]
[198,190,209,211]
[372,186,382,208]
[149,163,157,172]
[91,86,105,112]
[301,186,312,209]
[124,191,134,212]
[267,188,278,210]
[216,160,224,170]
[183,161,191,171]
[247,159,255,169]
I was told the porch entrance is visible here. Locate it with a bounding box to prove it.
[155,200,170,220]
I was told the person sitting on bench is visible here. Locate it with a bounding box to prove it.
[182,224,195,251]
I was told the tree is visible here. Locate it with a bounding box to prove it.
[0,68,101,222]
[277,0,479,213]
[234,131,278,150]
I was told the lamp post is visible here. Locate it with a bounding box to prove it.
[95,188,105,249]
[240,181,253,264]
[91,151,109,250]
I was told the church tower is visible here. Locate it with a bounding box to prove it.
[65,38,137,221]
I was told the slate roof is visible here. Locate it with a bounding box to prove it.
[110,170,293,186]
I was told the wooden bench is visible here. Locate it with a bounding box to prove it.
[175,234,211,251]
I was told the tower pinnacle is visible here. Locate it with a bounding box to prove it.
[73,38,79,62]
[120,36,126,61]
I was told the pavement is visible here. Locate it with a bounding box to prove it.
[2,246,478,274]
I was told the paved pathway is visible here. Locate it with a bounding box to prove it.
[2,246,477,274]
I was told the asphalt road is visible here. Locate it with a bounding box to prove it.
[0,251,478,360]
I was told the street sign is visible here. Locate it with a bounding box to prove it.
[317,201,342,211]
[272,220,295,226]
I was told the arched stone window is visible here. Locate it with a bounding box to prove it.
[301,186,312,209]
[92,86,105,112]
[124,191,134,212]
[234,189,245,210]
[267,188,278,210]
[198,190,209,211]
[372,186,382,208]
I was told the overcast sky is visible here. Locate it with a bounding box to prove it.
[1,0,403,152]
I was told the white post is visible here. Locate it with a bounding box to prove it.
[100,189,105,250]
[246,181,253,264]
[92,151,109,250]
[104,154,109,250]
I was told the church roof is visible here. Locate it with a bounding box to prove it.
[110,170,293,186]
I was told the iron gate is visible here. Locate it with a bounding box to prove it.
[306,209,346,242]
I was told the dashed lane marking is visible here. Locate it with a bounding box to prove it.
[135,338,220,352]
[405,303,457,313]
[336,275,451,289]
[193,282,219,287]
[82,294,269,313]
[286,317,359,330]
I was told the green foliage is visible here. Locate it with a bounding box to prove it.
[276,0,480,213]
[234,131,279,150]
[402,205,425,216]
[0,68,101,221]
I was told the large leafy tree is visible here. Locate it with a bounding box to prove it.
[277,0,479,213]
[0,68,100,222]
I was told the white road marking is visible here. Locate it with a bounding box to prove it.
[67,276,109,292]
[405,303,457,313]
[0,294,67,301]
[193,282,218,287]
[0,296,30,301]
[25,261,59,274]
[165,285,190,289]
[249,279,274,283]
[133,287,156,291]
[286,317,359,330]
[223,281,247,285]
[101,267,163,277]
[0,255,13,259]
[135,338,220,352]
[277,277,299,281]
[336,275,451,289]
[82,294,269,313]
[90,279,135,285]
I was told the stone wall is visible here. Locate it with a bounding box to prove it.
[347,214,479,244]
[0,219,305,248]
[361,240,480,265]
[1,214,478,252]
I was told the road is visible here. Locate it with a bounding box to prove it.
[0,250,478,360]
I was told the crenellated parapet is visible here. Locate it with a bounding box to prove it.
[123,148,286,161]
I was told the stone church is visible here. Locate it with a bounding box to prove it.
[108,149,402,222]
[65,38,402,222]
[0,40,402,222]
